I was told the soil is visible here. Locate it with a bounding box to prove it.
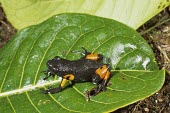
[0,5,170,113]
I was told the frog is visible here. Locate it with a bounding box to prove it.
[42,47,111,100]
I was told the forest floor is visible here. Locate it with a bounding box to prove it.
[0,5,170,113]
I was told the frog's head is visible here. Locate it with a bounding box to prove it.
[43,56,61,80]
[46,56,61,74]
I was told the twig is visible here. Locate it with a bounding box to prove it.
[157,46,170,62]
[0,20,11,32]
[140,18,170,35]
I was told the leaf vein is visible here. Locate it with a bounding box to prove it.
[7,96,16,113]
[26,92,41,113]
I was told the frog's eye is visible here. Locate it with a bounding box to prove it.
[53,67,59,72]
[53,56,61,60]
[47,60,52,67]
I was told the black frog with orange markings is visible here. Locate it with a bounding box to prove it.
[42,47,111,101]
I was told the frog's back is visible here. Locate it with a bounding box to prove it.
[57,57,103,82]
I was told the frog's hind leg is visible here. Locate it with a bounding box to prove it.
[71,47,89,56]
[90,64,111,96]
[72,47,104,61]
[82,47,104,61]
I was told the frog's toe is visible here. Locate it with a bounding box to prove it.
[42,87,62,94]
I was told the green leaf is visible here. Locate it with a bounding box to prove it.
[1,0,170,30]
[0,13,165,112]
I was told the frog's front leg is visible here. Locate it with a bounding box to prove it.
[43,74,74,94]
[42,70,54,80]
